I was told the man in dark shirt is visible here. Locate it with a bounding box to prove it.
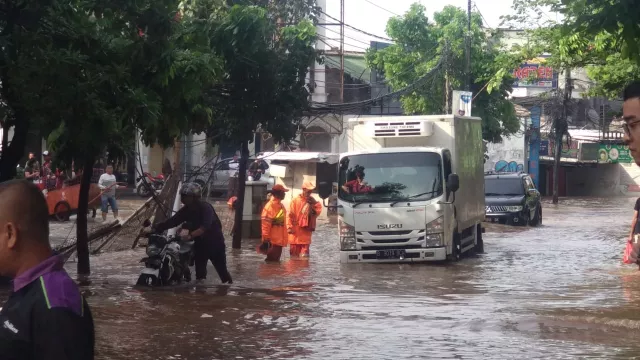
[248,159,269,181]
[150,182,232,284]
[0,180,94,360]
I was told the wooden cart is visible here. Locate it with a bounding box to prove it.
[45,183,102,221]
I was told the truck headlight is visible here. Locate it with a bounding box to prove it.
[505,206,523,212]
[426,216,444,234]
[339,220,356,251]
[424,234,443,248]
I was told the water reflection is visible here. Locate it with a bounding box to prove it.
[2,198,640,358]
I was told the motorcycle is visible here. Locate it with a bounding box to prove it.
[136,220,194,287]
[136,172,165,198]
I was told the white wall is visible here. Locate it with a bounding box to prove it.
[565,162,640,197]
[485,123,527,173]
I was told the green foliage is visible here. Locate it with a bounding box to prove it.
[503,0,637,99]
[558,0,640,64]
[207,3,318,146]
[366,3,520,143]
[586,55,640,99]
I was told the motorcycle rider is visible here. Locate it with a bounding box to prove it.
[147,183,232,284]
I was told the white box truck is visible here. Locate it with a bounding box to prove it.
[318,115,485,263]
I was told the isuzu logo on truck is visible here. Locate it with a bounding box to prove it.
[378,224,403,229]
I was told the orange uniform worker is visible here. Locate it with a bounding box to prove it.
[259,184,289,262]
[287,181,322,258]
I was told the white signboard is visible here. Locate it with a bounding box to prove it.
[452,90,473,117]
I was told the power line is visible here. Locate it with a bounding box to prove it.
[317,34,369,51]
[318,24,371,46]
[309,55,444,114]
[473,3,491,28]
[362,0,401,17]
[319,10,393,43]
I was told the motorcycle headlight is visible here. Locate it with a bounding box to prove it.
[339,220,356,251]
[146,245,162,257]
[505,206,523,212]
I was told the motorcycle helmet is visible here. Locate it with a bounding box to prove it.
[179,182,202,199]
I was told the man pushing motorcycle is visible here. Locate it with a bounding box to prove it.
[145,183,232,284]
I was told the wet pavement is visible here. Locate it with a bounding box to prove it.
[6,197,640,359]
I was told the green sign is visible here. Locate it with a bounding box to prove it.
[580,143,600,161]
[598,144,633,163]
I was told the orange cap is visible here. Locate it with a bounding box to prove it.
[302,181,316,190]
[271,184,289,192]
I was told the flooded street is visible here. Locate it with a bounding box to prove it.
[7,197,640,359]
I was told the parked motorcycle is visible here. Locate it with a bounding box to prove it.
[136,220,194,287]
[136,172,165,197]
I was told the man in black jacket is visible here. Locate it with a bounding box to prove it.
[151,182,232,284]
[0,180,94,360]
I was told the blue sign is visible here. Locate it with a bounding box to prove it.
[528,106,541,187]
[539,140,549,156]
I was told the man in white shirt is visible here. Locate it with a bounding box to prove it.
[98,165,120,222]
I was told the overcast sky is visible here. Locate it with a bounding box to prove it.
[322,0,515,51]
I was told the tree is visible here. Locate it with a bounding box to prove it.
[365,4,520,144]
[502,0,612,203]
[206,3,318,248]
[557,0,640,64]
[35,0,222,277]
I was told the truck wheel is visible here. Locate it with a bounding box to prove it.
[474,224,484,254]
[54,201,71,222]
[529,207,541,227]
[447,232,461,262]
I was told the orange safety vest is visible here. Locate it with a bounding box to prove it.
[288,194,322,245]
[261,198,288,247]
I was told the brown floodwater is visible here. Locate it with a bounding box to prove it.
[4,197,640,359]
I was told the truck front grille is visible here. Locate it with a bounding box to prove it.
[370,238,411,244]
[366,230,413,236]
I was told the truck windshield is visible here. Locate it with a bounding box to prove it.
[485,178,524,196]
[338,152,443,203]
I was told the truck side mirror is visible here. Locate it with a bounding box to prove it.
[447,173,460,193]
[317,181,332,199]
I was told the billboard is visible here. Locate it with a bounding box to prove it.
[513,57,558,89]
[598,144,632,163]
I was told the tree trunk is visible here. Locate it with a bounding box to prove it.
[76,155,95,277]
[232,140,249,249]
[552,132,561,204]
[0,113,28,181]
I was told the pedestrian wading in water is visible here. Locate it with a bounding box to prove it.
[259,184,289,262]
[288,181,323,259]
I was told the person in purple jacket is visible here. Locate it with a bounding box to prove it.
[0,180,94,360]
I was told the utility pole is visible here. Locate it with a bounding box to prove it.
[339,0,345,103]
[465,0,471,91]
[552,69,571,204]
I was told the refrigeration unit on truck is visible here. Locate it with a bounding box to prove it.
[318,115,485,263]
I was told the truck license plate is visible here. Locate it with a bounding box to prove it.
[376,249,406,259]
